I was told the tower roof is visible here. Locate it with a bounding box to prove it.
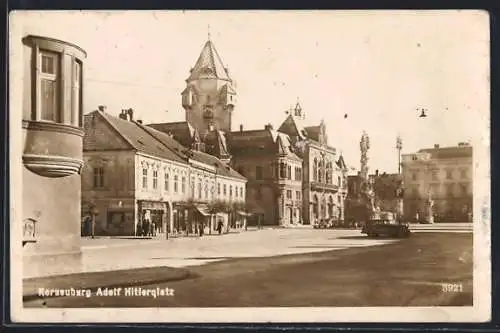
[187,40,231,82]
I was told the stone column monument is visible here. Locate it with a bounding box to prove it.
[360,131,376,219]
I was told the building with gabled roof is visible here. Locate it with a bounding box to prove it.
[277,103,348,225]
[148,37,348,227]
[82,107,246,237]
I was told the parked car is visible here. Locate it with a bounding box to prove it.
[361,211,411,238]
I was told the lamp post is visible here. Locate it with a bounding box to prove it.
[90,205,99,239]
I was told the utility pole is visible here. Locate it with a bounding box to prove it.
[396,135,403,174]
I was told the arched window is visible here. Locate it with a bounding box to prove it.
[280,162,287,179]
[325,162,332,184]
[318,159,324,183]
[313,158,318,182]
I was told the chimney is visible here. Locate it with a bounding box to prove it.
[119,109,127,120]
[98,105,107,112]
[240,124,243,132]
[434,144,440,149]
[127,108,134,121]
[375,169,379,177]
[265,123,273,130]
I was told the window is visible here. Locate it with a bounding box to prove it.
[72,60,82,126]
[223,184,227,195]
[431,170,439,181]
[295,167,302,181]
[313,158,318,182]
[240,187,243,197]
[280,162,287,179]
[230,185,233,198]
[412,187,419,198]
[152,170,158,189]
[198,181,202,199]
[337,176,341,186]
[182,177,186,194]
[218,183,221,195]
[93,167,104,188]
[460,168,468,179]
[318,160,324,183]
[446,169,453,180]
[40,51,60,122]
[446,184,454,197]
[164,173,169,192]
[460,183,468,196]
[190,177,195,196]
[296,191,301,200]
[430,184,439,196]
[256,166,263,180]
[286,190,292,199]
[287,165,292,180]
[204,184,208,199]
[174,175,178,193]
[235,186,239,197]
[142,168,148,189]
[411,172,418,181]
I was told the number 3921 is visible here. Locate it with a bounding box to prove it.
[441,283,463,293]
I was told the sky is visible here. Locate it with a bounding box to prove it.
[11,10,489,174]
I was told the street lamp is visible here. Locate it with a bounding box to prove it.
[89,205,99,239]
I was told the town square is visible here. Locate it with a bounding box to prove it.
[10,10,487,318]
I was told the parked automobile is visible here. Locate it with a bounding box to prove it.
[361,211,411,238]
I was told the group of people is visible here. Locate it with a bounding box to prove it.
[136,219,159,237]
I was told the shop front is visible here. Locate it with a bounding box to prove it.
[137,200,169,237]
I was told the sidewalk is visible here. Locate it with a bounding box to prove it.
[23,266,191,300]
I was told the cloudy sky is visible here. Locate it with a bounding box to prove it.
[11,10,489,173]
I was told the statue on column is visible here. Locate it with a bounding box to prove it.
[426,189,434,224]
[360,131,370,183]
[360,131,376,219]
[395,179,405,223]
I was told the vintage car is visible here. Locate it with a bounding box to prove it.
[361,212,411,238]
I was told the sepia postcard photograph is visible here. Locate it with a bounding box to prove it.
[9,10,491,323]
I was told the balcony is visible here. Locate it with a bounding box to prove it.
[310,182,339,193]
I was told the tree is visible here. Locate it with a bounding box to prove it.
[181,197,197,235]
[207,200,225,234]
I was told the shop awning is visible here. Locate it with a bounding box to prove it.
[195,205,211,217]
[237,211,252,217]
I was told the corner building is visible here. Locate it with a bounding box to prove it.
[20,35,87,277]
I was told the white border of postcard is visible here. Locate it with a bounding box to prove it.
[9,10,491,323]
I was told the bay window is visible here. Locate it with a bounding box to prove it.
[25,36,86,128]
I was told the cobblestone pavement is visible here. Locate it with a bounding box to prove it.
[79,228,398,274]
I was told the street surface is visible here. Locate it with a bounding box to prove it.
[23,223,472,279]
[79,228,399,276]
[25,232,473,307]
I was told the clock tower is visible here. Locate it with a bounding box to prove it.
[181,37,236,135]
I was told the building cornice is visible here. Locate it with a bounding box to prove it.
[23,120,84,137]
